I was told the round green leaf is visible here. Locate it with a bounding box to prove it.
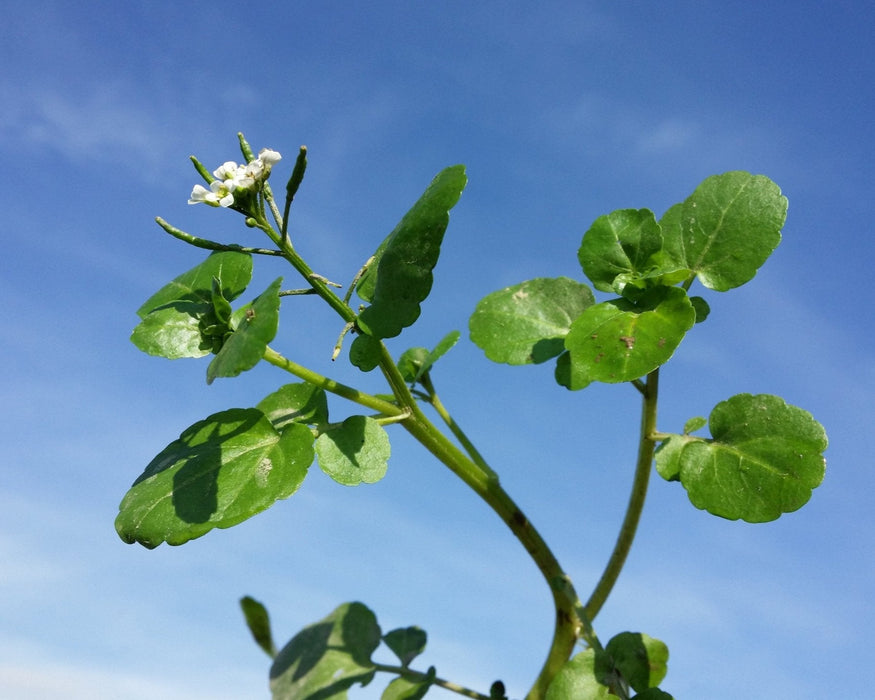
[546,650,612,700]
[674,394,827,522]
[270,602,380,699]
[470,277,595,365]
[316,415,391,486]
[115,409,314,548]
[356,165,467,339]
[564,286,696,383]
[603,632,669,692]
[660,172,787,291]
[257,383,329,430]
[349,333,383,372]
[578,208,663,293]
[207,277,282,384]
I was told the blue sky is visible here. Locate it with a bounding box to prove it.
[2,2,873,698]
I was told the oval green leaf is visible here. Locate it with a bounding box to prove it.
[240,595,277,658]
[564,286,696,383]
[207,277,282,384]
[603,632,668,693]
[270,602,380,700]
[382,669,435,700]
[356,165,467,339]
[578,208,663,293]
[666,394,827,522]
[349,333,383,372]
[131,251,253,359]
[659,172,787,291]
[316,415,391,486]
[115,409,314,548]
[470,277,595,365]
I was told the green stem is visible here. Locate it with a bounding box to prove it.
[419,375,494,477]
[372,663,492,700]
[583,369,660,621]
[155,217,284,256]
[397,399,584,699]
[261,346,404,418]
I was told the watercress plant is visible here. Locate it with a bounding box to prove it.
[117,133,827,699]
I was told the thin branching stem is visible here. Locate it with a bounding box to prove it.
[155,217,284,256]
[372,663,493,700]
[583,369,660,621]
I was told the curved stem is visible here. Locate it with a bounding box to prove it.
[397,398,585,699]
[583,369,660,621]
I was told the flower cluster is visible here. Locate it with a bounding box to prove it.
[188,148,282,207]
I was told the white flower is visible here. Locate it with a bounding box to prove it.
[213,161,240,181]
[188,180,235,207]
[187,148,282,207]
[258,148,282,168]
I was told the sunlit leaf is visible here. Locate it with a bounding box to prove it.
[381,667,435,700]
[240,595,277,658]
[131,251,253,359]
[207,277,282,384]
[316,416,391,486]
[659,172,786,291]
[657,394,827,522]
[602,632,668,693]
[356,165,467,338]
[115,409,313,548]
[564,286,696,383]
[257,383,329,430]
[578,208,663,293]
[546,650,611,700]
[470,277,595,365]
[270,602,380,700]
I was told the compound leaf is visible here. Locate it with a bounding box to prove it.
[116,409,313,547]
[660,172,786,291]
[316,416,391,486]
[564,286,696,383]
[131,251,253,359]
[270,602,380,700]
[470,277,595,365]
[207,277,282,384]
[657,394,827,522]
[356,165,467,338]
